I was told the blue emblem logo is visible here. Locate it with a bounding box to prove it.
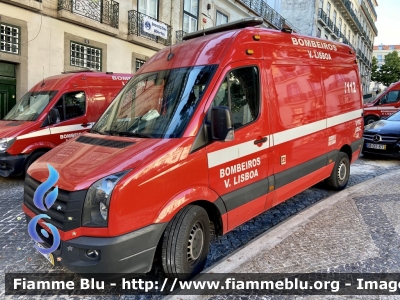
[27,164,61,255]
[144,20,151,30]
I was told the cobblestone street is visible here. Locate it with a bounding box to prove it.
[1,156,399,299]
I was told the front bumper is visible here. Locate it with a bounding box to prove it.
[361,141,400,157]
[0,152,28,177]
[25,212,167,276]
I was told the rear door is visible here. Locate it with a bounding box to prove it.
[206,62,271,231]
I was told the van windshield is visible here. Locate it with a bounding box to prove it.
[92,65,217,138]
[3,90,58,121]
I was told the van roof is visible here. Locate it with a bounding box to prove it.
[30,71,132,92]
[139,18,356,74]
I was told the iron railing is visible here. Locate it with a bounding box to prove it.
[128,10,171,46]
[335,0,363,34]
[365,0,377,19]
[237,0,300,33]
[317,8,329,26]
[333,25,340,37]
[176,30,187,43]
[58,0,119,29]
[318,10,334,32]
[361,0,378,35]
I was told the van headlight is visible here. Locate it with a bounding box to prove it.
[0,138,15,153]
[82,170,130,227]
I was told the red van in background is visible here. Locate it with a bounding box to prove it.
[23,18,363,280]
[0,71,132,176]
[363,81,400,124]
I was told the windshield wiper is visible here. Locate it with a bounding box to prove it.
[104,130,151,138]
[90,129,106,135]
[118,131,152,138]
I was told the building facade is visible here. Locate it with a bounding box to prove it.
[279,0,378,95]
[0,0,299,119]
[374,44,400,67]
[370,44,400,92]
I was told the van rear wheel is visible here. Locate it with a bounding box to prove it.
[161,205,210,280]
[325,152,350,191]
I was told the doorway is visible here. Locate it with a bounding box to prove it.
[0,62,17,119]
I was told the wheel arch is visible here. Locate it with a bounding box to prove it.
[339,144,352,162]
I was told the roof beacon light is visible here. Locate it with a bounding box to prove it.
[281,28,293,33]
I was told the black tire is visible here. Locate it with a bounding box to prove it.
[161,205,210,280]
[325,152,350,191]
[24,151,46,173]
[364,116,379,125]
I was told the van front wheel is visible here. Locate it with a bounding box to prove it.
[364,116,379,125]
[325,152,350,191]
[24,151,46,174]
[161,205,210,280]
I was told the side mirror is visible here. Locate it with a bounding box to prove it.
[210,106,234,141]
[48,108,60,125]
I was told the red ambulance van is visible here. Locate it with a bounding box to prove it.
[0,71,131,176]
[23,18,363,280]
[363,81,400,124]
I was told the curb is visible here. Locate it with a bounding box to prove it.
[167,169,400,299]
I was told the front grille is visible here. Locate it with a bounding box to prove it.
[24,175,87,231]
[76,136,135,148]
[363,133,399,143]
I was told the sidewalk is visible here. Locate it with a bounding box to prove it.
[173,169,400,299]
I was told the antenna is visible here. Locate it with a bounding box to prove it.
[167,47,174,61]
[41,66,45,87]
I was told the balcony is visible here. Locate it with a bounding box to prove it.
[331,25,340,39]
[318,9,334,33]
[176,30,187,44]
[58,0,119,36]
[365,37,373,49]
[1,0,42,11]
[236,0,300,33]
[128,10,171,49]
[365,0,377,19]
[333,0,363,34]
[361,1,378,36]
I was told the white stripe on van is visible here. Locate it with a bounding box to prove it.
[364,106,397,110]
[16,129,51,140]
[207,138,271,169]
[273,119,326,146]
[207,109,363,168]
[49,123,94,134]
[16,123,95,140]
[327,109,363,127]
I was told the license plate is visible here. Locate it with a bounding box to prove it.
[366,143,386,150]
[36,243,55,266]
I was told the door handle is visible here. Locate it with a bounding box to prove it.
[81,123,90,128]
[254,137,268,145]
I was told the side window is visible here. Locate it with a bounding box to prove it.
[386,91,400,104]
[53,91,86,122]
[211,67,259,129]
